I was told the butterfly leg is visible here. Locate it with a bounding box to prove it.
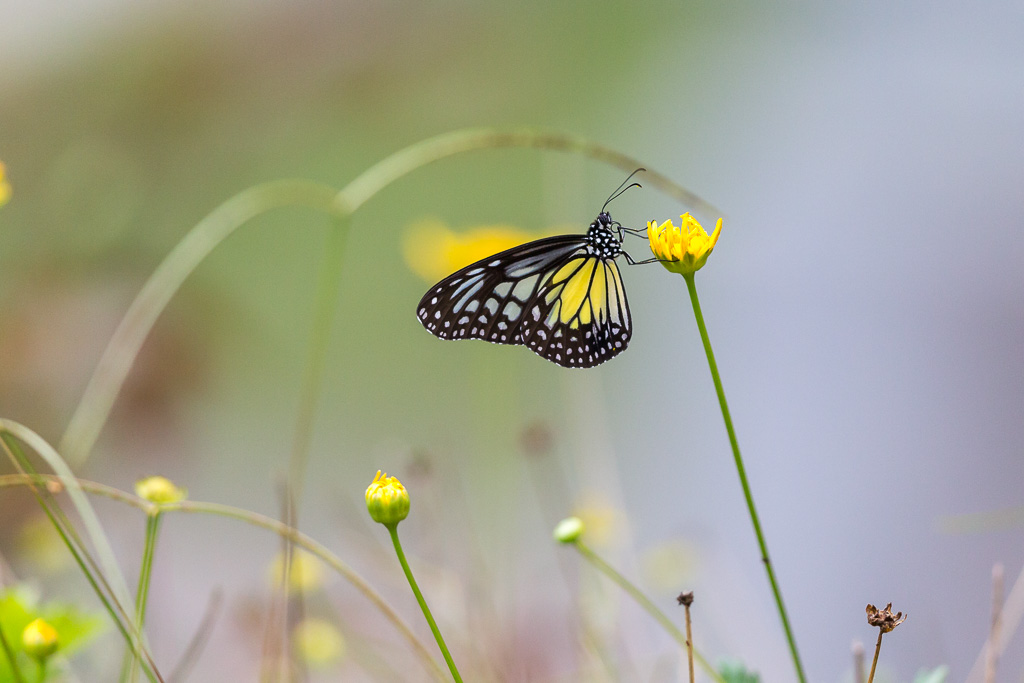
[622,250,661,266]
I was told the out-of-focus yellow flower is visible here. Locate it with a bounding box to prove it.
[0,161,11,207]
[269,550,325,592]
[18,516,72,573]
[292,618,345,667]
[365,470,409,526]
[641,539,700,592]
[647,214,723,276]
[135,476,187,505]
[22,618,59,661]
[402,219,555,283]
[573,492,624,547]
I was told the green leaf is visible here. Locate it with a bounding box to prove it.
[0,585,106,681]
[718,658,761,683]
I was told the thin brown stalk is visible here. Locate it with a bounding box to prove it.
[682,597,695,683]
[866,629,883,683]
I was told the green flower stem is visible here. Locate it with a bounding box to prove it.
[35,660,46,683]
[386,524,463,683]
[572,540,725,683]
[683,273,806,683]
[0,620,27,683]
[0,473,448,683]
[122,512,163,683]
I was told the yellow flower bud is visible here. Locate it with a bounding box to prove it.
[365,470,409,526]
[647,214,723,276]
[134,476,187,505]
[22,618,59,661]
[553,516,585,543]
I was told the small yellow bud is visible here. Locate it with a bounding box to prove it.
[365,470,409,526]
[553,516,585,543]
[293,618,345,667]
[134,476,187,505]
[647,214,723,276]
[22,618,59,661]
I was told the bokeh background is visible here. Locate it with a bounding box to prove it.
[1,1,1022,681]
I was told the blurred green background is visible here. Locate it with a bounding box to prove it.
[1,1,1022,681]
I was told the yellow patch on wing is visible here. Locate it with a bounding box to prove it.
[558,258,597,323]
[579,299,592,325]
[607,263,626,324]
[552,258,583,283]
[544,284,564,305]
[591,262,608,325]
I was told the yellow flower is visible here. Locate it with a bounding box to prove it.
[365,470,409,526]
[292,618,345,667]
[641,539,700,592]
[22,618,59,661]
[402,219,555,283]
[0,161,11,207]
[18,516,73,573]
[573,492,624,547]
[269,550,325,592]
[647,213,723,276]
[134,476,187,505]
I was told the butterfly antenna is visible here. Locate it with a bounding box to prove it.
[602,168,646,212]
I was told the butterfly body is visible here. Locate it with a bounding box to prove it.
[416,210,633,368]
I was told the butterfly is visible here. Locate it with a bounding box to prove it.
[416,171,648,368]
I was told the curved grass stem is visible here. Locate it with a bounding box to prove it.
[58,180,345,467]
[573,541,725,683]
[0,472,448,683]
[60,128,718,474]
[0,423,161,683]
[683,273,806,683]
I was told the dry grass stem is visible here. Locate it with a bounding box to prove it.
[676,592,695,683]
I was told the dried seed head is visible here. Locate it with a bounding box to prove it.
[866,602,907,633]
[677,591,695,607]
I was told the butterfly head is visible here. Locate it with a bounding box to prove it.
[587,211,623,259]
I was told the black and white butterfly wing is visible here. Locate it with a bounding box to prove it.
[416,235,588,346]
[518,255,632,368]
[416,234,632,368]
